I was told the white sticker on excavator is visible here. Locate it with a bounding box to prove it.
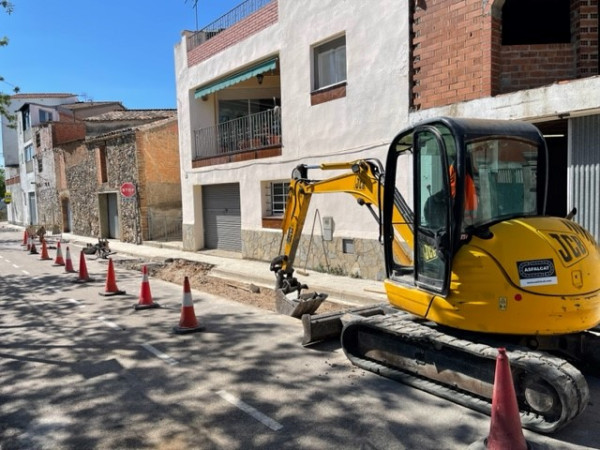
[516,259,558,287]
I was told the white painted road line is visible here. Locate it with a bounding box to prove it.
[22,270,30,275]
[216,390,283,431]
[98,316,123,331]
[12,263,19,268]
[141,343,179,366]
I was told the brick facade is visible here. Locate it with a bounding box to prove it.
[187,0,278,67]
[412,0,599,110]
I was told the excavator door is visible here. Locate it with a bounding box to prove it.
[412,126,452,295]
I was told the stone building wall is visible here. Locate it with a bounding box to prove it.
[64,141,101,237]
[242,229,386,281]
[36,147,61,230]
[98,132,140,243]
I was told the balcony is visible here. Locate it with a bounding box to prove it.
[192,107,281,168]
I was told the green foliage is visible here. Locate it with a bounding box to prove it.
[1,1,19,129]
[0,168,5,198]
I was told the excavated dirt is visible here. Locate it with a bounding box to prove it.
[115,258,345,314]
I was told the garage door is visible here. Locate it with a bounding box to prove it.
[202,183,242,252]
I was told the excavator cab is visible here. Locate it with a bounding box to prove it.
[384,118,547,297]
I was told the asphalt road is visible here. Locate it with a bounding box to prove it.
[1,227,599,449]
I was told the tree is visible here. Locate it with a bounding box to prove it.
[0,167,5,199]
[1,1,19,129]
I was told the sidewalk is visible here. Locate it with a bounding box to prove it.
[56,231,388,307]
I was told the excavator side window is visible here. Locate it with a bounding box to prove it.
[414,128,451,294]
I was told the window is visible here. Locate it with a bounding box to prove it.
[269,181,289,215]
[24,144,34,162]
[22,110,30,131]
[98,147,108,183]
[39,109,53,123]
[313,35,347,90]
[502,0,571,45]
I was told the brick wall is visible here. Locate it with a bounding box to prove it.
[412,0,599,109]
[135,118,181,241]
[412,0,495,110]
[51,122,86,145]
[499,44,576,92]
[573,0,599,77]
[187,0,278,67]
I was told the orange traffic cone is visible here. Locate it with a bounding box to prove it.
[64,246,76,273]
[99,258,126,296]
[39,240,52,260]
[21,230,28,246]
[29,238,38,255]
[173,276,204,334]
[74,250,94,282]
[134,265,160,310]
[53,241,65,266]
[484,348,529,450]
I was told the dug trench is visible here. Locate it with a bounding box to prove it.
[113,258,345,314]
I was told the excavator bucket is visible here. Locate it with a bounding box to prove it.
[301,303,394,346]
[275,288,327,318]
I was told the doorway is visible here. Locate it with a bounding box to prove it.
[99,193,120,239]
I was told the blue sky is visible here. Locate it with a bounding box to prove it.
[1,0,241,108]
[0,0,243,166]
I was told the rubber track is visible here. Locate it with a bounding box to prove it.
[342,312,590,434]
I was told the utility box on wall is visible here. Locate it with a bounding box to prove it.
[322,216,334,241]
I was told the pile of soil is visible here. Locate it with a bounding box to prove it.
[116,258,344,314]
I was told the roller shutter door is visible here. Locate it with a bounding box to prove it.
[202,183,242,252]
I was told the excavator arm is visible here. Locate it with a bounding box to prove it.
[270,159,414,317]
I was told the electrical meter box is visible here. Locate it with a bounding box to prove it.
[322,216,334,241]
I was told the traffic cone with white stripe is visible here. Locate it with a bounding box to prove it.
[53,241,65,266]
[99,258,126,296]
[74,250,94,282]
[173,276,204,334]
[39,239,52,261]
[29,238,38,255]
[134,265,160,310]
[25,235,31,251]
[64,246,76,273]
[21,230,28,246]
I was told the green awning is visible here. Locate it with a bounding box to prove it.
[194,58,277,99]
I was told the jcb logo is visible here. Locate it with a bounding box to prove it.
[548,233,588,266]
[422,244,438,262]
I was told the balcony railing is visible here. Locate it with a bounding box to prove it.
[187,0,274,51]
[193,107,281,160]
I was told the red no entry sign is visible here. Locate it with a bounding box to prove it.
[120,182,136,198]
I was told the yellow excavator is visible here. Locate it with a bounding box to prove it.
[270,117,600,434]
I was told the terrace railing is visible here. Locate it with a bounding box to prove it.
[187,0,274,51]
[193,107,281,160]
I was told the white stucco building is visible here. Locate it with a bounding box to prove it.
[175,0,600,280]
[1,93,79,226]
[175,0,410,279]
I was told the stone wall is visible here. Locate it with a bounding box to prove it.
[102,132,140,243]
[242,229,386,281]
[36,147,61,230]
[64,141,100,237]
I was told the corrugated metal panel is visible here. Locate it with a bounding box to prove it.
[569,115,600,242]
[202,183,242,252]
